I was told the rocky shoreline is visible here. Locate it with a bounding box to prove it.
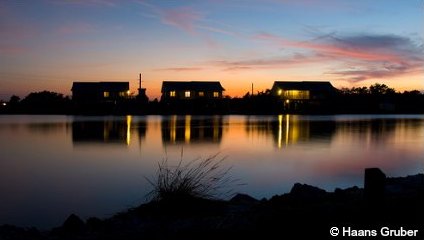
[1,168,423,239]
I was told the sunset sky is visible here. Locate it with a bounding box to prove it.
[0,0,423,100]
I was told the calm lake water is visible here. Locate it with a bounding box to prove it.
[1,114,424,229]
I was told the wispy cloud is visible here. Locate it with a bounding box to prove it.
[273,0,365,12]
[255,32,403,62]
[46,0,117,7]
[159,6,202,34]
[0,44,26,55]
[137,0,238,38]
[255,32,424,82]
[57,22,95,35]
[155,67,204,72]
[156,52,326,73]
[152,28,423,82]
[209,53,325,71]
[0,4,36,55]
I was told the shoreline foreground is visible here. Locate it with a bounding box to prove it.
[1,168,423,239]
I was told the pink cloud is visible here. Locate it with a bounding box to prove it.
[159,7,202,34]
[0,12,36,55]
[0,44,26,55]
[255,33,401,62]
[155,67,204,72]
[209,53,328,71]
[137,1,239,38]
[47,0,117,7]
[254,32,424,82]
[57,22,94,35]
[273,0,362,11]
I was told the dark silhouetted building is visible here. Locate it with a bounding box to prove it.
[161,81,225,102]
[271,81,336,101]
[72,82,130,104]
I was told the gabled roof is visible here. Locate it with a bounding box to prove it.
[72,82,129,91]
[272,81,336,91]
[161,81,225,92]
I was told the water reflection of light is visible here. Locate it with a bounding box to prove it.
[277,114,293,148]
[278,115,283,148]
[276,114,307,148]
[126,115,132,145]
[170,115,177,143]
[213,116,220,141]
[286,114,290,146]
[185,115,191,143]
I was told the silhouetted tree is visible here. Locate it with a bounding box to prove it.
[402,90,421,96]
[369,83,396,95]
[9,95,20,105]
[20,91,71,113]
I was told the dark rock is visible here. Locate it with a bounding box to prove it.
[230,193,259,205]
[386,174,424,195]
[61,213,85,234]
[364,168,386,203]
[86,217,104,232]
[289,183,327,199]
[0,225,41,240]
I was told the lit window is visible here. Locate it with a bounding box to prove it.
[119,91,126,97]
[213,92,219,98]
[277,89,282,95]
[103,91,110,98]
[198,91,204,97]
[170,91,176,97]
[185,91,191,98]
[284,90,310,100]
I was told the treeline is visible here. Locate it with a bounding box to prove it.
[1,91,72,114]
[336,83,424,113]
[1,83,423,115]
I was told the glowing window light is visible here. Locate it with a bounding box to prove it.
[284,90,310,99]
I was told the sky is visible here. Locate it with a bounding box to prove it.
[0,0,423,100]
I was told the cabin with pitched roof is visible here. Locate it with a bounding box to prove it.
[271,81,337,101]
[72,82,130,103]
[161,81,225,101]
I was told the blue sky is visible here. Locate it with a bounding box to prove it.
[0,0,423,99]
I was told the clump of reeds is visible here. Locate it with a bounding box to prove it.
[145,152,238,201]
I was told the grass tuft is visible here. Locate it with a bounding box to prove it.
[145,152,239,201]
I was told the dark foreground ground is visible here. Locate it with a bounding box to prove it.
[1,169,423,240]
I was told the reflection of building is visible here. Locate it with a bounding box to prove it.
[245,115,336,148]
[335,118,399,145]
[72,82,130,104]
[161,116,223,144]
[161,81,225,101]
[275,115,336,148]
[72,116,133,145]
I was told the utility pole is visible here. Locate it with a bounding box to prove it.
[251,83,254,96]
[139,73,142,90]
